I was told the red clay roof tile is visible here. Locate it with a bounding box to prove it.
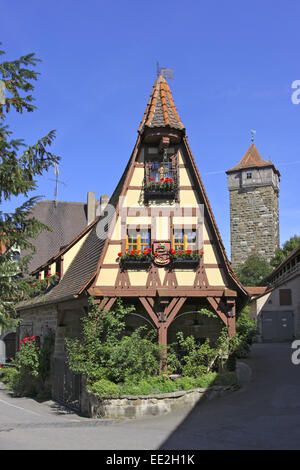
[138,75,185,133]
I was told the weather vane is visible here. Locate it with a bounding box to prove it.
[250,129,256,143]
[156,62,174,80]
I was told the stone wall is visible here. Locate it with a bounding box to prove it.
[18,304,57,343]
[81,385,238,419]
[229,185,279,270]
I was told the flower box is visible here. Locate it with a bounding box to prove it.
[120,259,152,269]
[171,258,200,268]
[144,178,177,201]
[117,250,153,269]
[169,249,203,268]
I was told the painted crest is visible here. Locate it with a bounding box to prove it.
[153,242,171,266]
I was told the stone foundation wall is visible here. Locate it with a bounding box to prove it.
[81,385,238,419]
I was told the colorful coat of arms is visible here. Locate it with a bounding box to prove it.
[153,242,171,266]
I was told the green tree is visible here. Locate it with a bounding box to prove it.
[0,44,60,327]
[271,235,300,267]
[235,254,272,286]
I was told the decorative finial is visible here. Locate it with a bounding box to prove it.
[250,129,256,143]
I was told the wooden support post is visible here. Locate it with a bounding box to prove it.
[227,301,236,338]
[158,323,168,373]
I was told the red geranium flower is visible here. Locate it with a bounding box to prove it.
[118,252,123,256]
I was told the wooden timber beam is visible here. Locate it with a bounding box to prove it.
[207,296,236,338]
[139,297,159,328]
[89,287,229,297]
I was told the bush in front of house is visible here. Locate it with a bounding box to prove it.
[64,298,239,400]
[65,298,162,385]
[1,330,55,398]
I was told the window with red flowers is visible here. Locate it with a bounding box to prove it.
[126,228,151,253]
[173,228,197,251]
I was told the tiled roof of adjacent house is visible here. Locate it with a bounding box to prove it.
[22,200,88,272]
[226,143,280,175]
[138,74,185,133]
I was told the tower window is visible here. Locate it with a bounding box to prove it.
[247,172,252,179]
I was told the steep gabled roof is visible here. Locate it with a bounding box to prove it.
[138,75,185,133]
[226,143,280,175]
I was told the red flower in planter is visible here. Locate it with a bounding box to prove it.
[118,252,123,256]
[150,177,155,181]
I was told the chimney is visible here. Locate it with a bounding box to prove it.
[87,191,96,225]
[99,195,109,215]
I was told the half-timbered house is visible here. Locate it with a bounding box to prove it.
[17,73,248,407]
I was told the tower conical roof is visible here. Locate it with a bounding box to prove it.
[226,143,280,175]
[138,74,185,133]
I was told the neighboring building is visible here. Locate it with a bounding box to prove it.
[248,244,300,342]
[226,143,280,271]
[23,192,109,272]
[17,73,249,411]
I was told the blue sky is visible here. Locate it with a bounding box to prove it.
[2,0,300,258]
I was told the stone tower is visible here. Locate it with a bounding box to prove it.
[226,143,280,271]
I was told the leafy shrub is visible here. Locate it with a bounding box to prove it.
[88,379,120,398]
[65,298,163,385]
[168,332,217,377]
[120,376,177,396]
[2,330,55,397]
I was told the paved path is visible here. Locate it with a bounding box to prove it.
[0,343,299,450]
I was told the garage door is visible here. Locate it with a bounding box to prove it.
[261,311,294,342]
